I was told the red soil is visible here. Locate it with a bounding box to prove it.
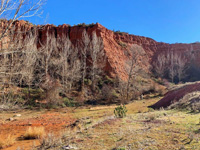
[0,111,75,150]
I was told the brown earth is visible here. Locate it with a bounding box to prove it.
[1,20,200,80]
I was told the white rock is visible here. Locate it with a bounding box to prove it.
[14,114,21,117]
[62,145,78,150]
[8,117,14,121]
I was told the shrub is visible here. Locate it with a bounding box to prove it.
[101,85,120,104]
[118,41,127,48]
[112,90,120,98]
[0,91,25,111]
[146,114,157,121]
[104,76,114,84]
[114,30,128,35]
[114,105,127,118]
[24,127,45,139]
[38,133,62,149]
[75,23,95,27]
[63,97,76,107]
[84,79,92,86]
[148,108,155,112]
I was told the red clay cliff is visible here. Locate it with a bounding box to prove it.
[1,20,200,80]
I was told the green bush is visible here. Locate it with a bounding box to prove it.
[148,107,155,112]
[114,105,127,118]
[84,79,92,86]
[118,41,127,48]
[114,30,128,35]
[104,76,114,84]
[75,23,95,27]
[112,90,120,98]
[62,97,76,107]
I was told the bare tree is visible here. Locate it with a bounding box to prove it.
[0,27,39,105]
[79,30,90,92]
[176,54,187,82]
[0,0,44,40]
[0,0,45,107]
[167,51,176,83]
[56,35,72,92]
[0,27,23,94]
[153,53,166,78]
[36,32,61,104]
[39,32,56,80]
[90,31,105,92]
[167,51,188,83]
[66,47,81,91]
[18,31,38,97]
[125,44,147,103]
[57,35,81,93]
[154,51,188,83]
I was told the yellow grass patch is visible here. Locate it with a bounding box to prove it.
[0,134,16,149]
[89,105,116,111]
[24,126,45,139]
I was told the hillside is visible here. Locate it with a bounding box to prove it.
[1,20,200,81]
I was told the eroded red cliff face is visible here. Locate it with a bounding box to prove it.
[2,20,200,80]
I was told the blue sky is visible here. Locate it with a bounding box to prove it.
[28,0,200,44]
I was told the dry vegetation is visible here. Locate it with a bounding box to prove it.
[0,98,199,150]
[24,127,45,140]
[0,134,16,149]
[169,91,200,112]
[8,98,197,150]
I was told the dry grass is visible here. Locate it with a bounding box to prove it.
[169,81,200,91]
[24,126,45,140]
[45,99,200,150]
[37,133,63,149]
[2,98,200,150]
[0,134,16,149]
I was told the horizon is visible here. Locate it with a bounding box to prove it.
[25,0,200,44]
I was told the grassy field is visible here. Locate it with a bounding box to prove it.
[0,98,200,150]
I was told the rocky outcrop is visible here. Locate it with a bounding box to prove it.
[1,20,200,80]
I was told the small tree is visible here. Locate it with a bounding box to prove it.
[125,44,147,103]
[114,105,127,118]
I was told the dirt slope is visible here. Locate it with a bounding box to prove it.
[150,82,200,109]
